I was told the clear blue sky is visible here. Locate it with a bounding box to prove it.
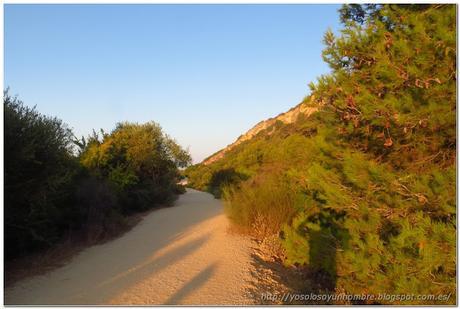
[5,4,342,163]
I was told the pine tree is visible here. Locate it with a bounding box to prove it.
[283,4,456,303]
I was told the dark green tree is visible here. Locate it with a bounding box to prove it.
[4,92,80,257]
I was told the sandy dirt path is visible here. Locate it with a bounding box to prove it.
[4,189,256,305]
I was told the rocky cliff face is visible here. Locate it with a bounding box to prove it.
[202,99,317,165]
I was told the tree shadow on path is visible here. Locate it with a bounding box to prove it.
[165,262,219,305]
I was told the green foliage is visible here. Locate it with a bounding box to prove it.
[305,6,456,301]
[79,121,192,213]
[187,4,456,304]
[5,93,191,259]
[223,171,302,237]
[4,92,81,258]
[208,168,247,198]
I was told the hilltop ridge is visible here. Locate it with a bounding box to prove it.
[202,98,317,165]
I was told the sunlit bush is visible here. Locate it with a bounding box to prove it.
[79,121,191,213]
[223,171,302,237]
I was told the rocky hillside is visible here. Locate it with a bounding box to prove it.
[202,99,317,165]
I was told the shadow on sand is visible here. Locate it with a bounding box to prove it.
[165,262,219,304]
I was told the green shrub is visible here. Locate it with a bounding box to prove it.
[5,93,192,259]
[223,171,302,237]
[4,92,81,258]
[79,121,191,213]
[74,176,123,243]
[207,168,247,198]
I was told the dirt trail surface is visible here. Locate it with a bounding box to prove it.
[5,189,257,305]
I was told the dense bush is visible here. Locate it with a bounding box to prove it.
[223,170,302,237]
[74,175,123,243]
[186,4,456,304]
[78,122,191,214]
[4,92,81,258]
[207,168,247,198]
[4,93,191,259]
